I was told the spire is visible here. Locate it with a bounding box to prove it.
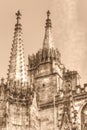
[7,10,28,83]
[43,10,54,49]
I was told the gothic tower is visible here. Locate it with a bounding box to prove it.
[28,11,64,130]
[28,11,64,102]
[6,10,39,130]
[28,10,87,130]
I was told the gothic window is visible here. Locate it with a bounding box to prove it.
[81,104,87,130]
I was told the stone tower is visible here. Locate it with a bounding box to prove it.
[28,11,87,130]
[28,11,64,130]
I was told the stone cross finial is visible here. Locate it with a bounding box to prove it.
[16,10,22,24]
[47,10,50,19]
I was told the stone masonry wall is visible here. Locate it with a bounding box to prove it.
[35,74,58,104]
[39,108,54,130]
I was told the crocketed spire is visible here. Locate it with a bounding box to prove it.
[7,10,28,83]
[43,10,55,49]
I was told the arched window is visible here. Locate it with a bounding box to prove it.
[81,104,87,130]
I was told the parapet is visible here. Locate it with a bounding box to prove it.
[28,48,61,70]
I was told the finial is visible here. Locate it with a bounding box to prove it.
[47,10,50,19]
[45,10,52,28]
[16,10,22,24]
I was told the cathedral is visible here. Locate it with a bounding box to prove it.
[0,10,87,130]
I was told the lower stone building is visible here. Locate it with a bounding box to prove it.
[0,10,87,130]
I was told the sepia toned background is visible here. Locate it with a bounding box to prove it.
[0,0,87,85]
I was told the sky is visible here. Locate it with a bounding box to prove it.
[0,0,87,85]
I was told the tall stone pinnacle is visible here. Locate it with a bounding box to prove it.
[7,10,28,83]
[43,10,55,49]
